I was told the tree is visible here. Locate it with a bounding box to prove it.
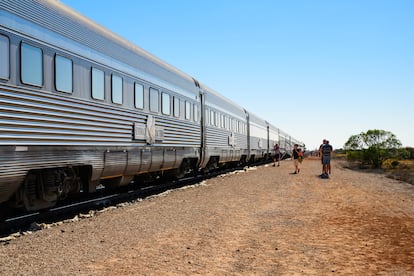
[344,129,404,168]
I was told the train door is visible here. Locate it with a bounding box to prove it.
[245,109,251,162]
[198,90,206,168]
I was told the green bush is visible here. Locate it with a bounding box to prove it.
[344,129,403,169]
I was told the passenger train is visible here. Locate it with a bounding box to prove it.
[0,0,303,211]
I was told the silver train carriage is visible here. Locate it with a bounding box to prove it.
[0,0,303,211]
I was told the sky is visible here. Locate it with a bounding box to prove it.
[61,0,414,150]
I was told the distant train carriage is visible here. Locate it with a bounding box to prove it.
[247,112,269,162]
[200,84,248,170]
[268,123,299,159]
[0,0,304,211]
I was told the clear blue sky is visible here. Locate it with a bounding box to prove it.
[61,0,414,150]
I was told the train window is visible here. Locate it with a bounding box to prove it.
[193,104,199,122]
[111,74,123,104]
[185,101,191,120]
[173,97,180,117]
[55,55,73,93]
[218,113,222,128]
[0,35,9,80]
[215,112,219,127]
[149,87,159,112]
[91,67,104,100]
[161,92,171,115]
[21,42,43,86]
[134,83,144,109]
[205,109,209,125]
[210,110,215,126]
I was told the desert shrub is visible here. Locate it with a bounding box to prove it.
[344,129,403,169]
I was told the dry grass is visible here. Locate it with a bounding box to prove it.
[382,159,414,185]
[336,157,414,186]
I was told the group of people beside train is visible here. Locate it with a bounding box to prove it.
[272,139,333,178]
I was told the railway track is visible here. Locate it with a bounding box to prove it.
[0,164,258,239]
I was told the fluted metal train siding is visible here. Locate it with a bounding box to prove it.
[0,85,140,144]
[0,84,200,146]
[205,126,248,163]
[205,127,247,148]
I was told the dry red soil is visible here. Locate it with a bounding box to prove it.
[1,159,414,275]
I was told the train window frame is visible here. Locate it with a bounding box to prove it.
[185,101,191,120]
[210,110,215,126]
[91,67,105,100]
[149,87,159,113]
[54,54,73,93]
[111,74,123,104]
[173,96,180,117]
[0,34,10,80]
[161,92,171,115]
[20,42,43,87]
[134,82,144,109]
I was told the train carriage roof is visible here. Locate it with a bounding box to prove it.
[0,0,198,96]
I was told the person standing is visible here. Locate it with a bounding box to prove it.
[321,140,333,178]
[292,144,300,174]
[273,144,280,167]
[319,139,326,174]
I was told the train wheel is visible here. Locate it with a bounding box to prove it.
[18,168,81,211]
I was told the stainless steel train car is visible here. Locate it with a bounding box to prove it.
[0,0,303,211]
[200,84,249,170]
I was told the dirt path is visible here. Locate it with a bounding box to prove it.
[1,159,414,275]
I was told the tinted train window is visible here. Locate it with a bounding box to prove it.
[111,74,123,104]
[161,92,171,115]
[210,110,215,126]
[173,97,180,117]
[0,35,9,80]
[193,105,199,122]
[21,42,43,86]
[55,55,73,93]
[185,101,191,120]
[134,83,144,109]
[92,67,104,100]
[149,87,159,112]
[205,109,209,125]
